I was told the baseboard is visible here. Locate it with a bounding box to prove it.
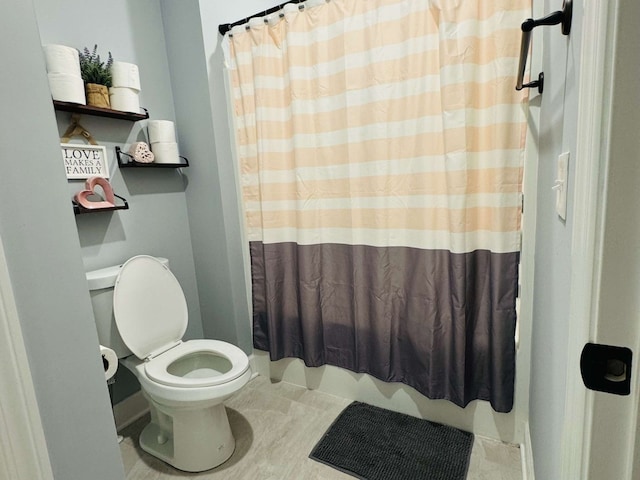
[521,422,535,480]
[248,353,259,380]
[113,390,149,432]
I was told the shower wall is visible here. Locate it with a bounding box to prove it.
[528,0,583,477]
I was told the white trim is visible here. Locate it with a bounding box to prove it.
[560,0,618,478]
[633,374,640,478]
[521,422,535,480]
[113,390,149,432]
[248,353,259,380]
[514,0,543,435]
[0,237,54,480]
[629,342,640,478]
[509,0,543,449]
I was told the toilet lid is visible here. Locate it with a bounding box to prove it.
[113,255,187,359]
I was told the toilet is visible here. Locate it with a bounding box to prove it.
[86,255,251,472]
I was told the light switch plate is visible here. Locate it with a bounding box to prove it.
[556,152,569,220]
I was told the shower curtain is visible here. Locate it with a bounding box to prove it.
[223,0,529,412]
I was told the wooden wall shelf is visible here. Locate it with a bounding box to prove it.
[53,100,149,122]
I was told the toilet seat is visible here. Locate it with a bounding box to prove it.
[114,256,248,389]
[143,339,250,388]
[114,255,188,360]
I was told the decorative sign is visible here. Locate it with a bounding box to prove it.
[61,143,109,179]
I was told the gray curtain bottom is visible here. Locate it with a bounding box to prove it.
[251,241,518,413]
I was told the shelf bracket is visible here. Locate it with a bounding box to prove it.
[73,194,129,215]
[60,115,98,145]
[116,146,189,168]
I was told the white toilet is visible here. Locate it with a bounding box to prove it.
[86,255,251,472]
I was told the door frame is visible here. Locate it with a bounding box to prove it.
[561,0,621,478]
[0,235,54,480]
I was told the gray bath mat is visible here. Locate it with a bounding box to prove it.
[309,401,474,480]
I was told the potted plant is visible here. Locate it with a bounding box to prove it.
[78,45,113,108]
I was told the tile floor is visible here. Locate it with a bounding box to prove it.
[120,375,522,479]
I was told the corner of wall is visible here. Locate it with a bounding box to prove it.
[160,1,254,354]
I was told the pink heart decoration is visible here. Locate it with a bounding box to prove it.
[74,176,116,209]
[129,142,155,163]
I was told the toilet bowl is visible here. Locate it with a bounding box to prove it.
[88,255,251,472]
[123,339,250,406]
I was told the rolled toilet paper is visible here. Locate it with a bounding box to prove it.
[47,73,86,104]
[148,120,176,144]
[109,86,140,113]
[111,61,141,91]
[151,141,180,164]
[100,345,118,381]
[43,44,81,76]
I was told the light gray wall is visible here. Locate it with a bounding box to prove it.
[0,0,125,478]
[156,0,277,355]
[199,1,276,357]
[32,0,204,402]
[528,0,583,478]
[159,0,251,353]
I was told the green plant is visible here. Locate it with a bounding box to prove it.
[78,45,113,87]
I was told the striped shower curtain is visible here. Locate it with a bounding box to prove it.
[223,0,529,412]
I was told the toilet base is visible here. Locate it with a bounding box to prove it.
[139,399,236,472]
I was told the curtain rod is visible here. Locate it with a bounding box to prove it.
[218,0,306,36]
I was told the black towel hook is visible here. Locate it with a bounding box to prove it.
[515,0,572,94]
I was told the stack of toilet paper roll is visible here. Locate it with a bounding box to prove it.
[43,44,86,104]
[109,61,141,113]
[148,120,180,164]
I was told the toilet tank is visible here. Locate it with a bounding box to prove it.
[86,257,169,358]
